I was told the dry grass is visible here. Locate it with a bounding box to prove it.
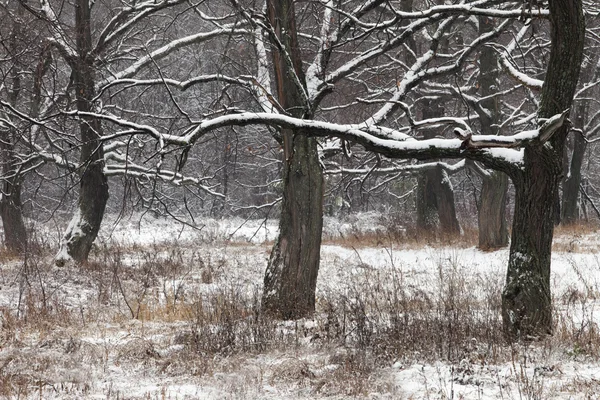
[323,224,480,250]
[3,224,600,398]
[552,222,600,253]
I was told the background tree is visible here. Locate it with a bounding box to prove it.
[475,16,509,250]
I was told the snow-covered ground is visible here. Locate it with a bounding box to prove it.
[1,214,600,399]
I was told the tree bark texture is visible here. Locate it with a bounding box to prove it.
[261,0,325,319]
[56,0,109,265]
[263,132,324,319]
[502,0,585,338]
[477,16,509,250]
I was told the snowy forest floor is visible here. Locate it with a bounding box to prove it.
[2,213,600,399]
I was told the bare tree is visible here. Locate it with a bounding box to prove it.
[25,0,585,339]
[259,0,325,319]
[6,0,238,263]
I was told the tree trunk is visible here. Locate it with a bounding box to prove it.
[561,52,600,225]
[502,149,558,337]
[478,172,509,250]
[416,101,460,236]
[562,116,587,225]
[0,9,28,254]
[416,167,460,235]
[261,0,324,319]
[263,132,324,319]
[56,0,109,265]
[0,145,27,254]
[502,0,585,338]
[416,171,439,232]
[477,16,509,250]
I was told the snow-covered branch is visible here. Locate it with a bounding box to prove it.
[325,160,466,176]
[493,25,544,90]
[75,108,568,171]
[98,25,249,89]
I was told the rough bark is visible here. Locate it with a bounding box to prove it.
[261,0,324,319]
[477,16,509,250]
[56,0,109,265]
[263,132,324,319]
[502,0,585,338]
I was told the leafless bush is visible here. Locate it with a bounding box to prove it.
[317,258,505,368]
[188,285,278,356]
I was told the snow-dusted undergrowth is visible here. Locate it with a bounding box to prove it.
[1,214,600,399]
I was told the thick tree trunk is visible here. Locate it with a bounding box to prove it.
[56,0,109,265]
[263,132,324,319]
[502,0,585,338]
[56,150,109,265]
[261,0,324,318]
[502,149,558,337]
[477,16,508,249]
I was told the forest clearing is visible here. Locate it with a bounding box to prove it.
[1,214,600,399]
[1,0,600,398]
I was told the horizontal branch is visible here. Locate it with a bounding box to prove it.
[325,160,466,176]
[454,109,569,148]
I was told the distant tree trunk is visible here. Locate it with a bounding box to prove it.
[0,138,27,254]
[477,16,508,250]
[561,53,599,225]
[416,101,460,235]
[261,0,324,319]
[478,172,509,249]
[0,10,28,254]
[403,0,461,237]
[56,0,109,265]
[502,0,584,338]
[561,109,587,225]
[416,170,439,231]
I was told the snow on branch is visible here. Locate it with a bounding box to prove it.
[94,0,186,56]
[103,159,223,198]
[455,109,569,149]
[35,0,77,64]
[388,0,549,19]
[325,160,466,176]
[95,74,257,100]
[362,18,509,128]
[492,25,544,90]
[97,25,248,89]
